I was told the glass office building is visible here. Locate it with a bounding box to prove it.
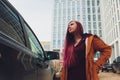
[51,0,102,51]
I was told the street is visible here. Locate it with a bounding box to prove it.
[99,72,120,80]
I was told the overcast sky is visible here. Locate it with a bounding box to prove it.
[8,0,54,41]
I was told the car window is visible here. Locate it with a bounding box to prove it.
[0,1,25,44]
[23,22,45,59]
[117,56,120,62]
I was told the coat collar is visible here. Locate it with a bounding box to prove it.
[85,35,94,58]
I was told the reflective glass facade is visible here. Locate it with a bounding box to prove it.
[52,0,102,50]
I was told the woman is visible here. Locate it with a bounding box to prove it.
[61,21,112,80]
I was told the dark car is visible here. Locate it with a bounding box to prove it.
[45,51,61,79]
[0,0,59,80]
[111,56,120,73]
[101,63,112,72]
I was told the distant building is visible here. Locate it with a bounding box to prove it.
[51,0,102,53]
[101,0,120,63]
[41,41,51,51]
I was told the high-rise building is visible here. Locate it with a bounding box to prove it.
[101,0,120,63]
[51,0,102,51]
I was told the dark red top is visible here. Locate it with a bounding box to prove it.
[67,36,86,80]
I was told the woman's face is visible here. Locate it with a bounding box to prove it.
[68,21,77,33]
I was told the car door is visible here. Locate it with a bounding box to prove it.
[0,0,54,80]
[22,20,54,80]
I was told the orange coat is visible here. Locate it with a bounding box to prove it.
[61,35,112,80]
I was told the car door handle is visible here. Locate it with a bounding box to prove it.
[36,59,48,68]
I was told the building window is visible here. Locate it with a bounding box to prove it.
[77,15,80,21]
[119,22,120,34]
[72,8,75,13]
[93,22,96,29]
[118,0,120,5]
[116,25,118,37]
[88,22,91,29]
[77,8,80,14]
[98,22,101,29]
[54,8,57,17]
[92,0,95,6]
[58,40,61,48]
[68,16,71,21]
[98,7,100,13]
[93,15,96,21]
[82,0,85,6]
[99,30,102,37]
[97,0,100,6]
[94,30,97,34]
[55,0,59,3]
[113,17,115,25]
[98,15,101,21]
[83,15,86,21]
[58,33,61,40]
[63,9,66,16]
[88,30,92,34]
[61,0,66,3]
[53,40,56,48]
[88,15,91,21]
[92,7,95,13]
[117,10,120,20]
[116,0,118,8]
[83,22,86,27]
[68,7,71,15]
[53,26,56,33]
[88,8,90,14]
[72,1,75,7]
[54,18,56,24]
[87,0,90,6]
[72,16,75,20]
[72,1,75,14]
[82,7,86,14]
[77,1,80,14]
[53,33,56,38]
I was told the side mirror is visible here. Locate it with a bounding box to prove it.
[113,60,116,63]
[45,51,59,60]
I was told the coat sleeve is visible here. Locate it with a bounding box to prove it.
[92,35,112,69]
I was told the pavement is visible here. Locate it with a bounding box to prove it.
[54,71,120,80]
[98,72,120,80]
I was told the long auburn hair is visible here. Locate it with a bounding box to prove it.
[63,21,84,67]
